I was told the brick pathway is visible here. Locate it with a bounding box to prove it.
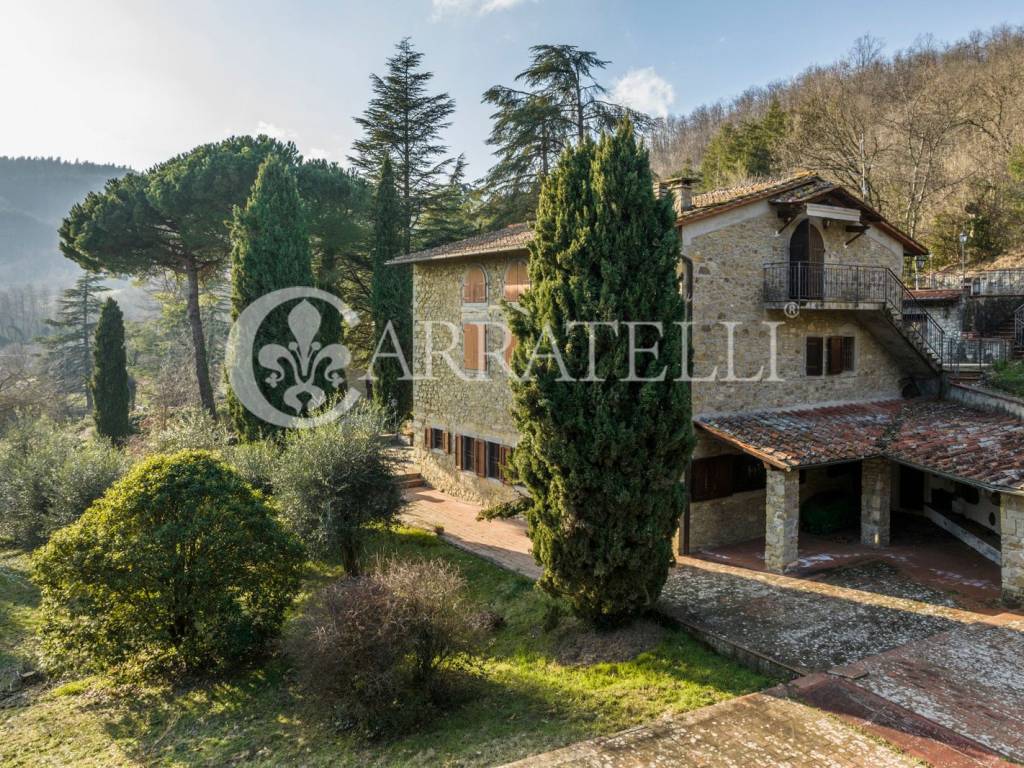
[500,690,920,768]
[400,487,1023,767]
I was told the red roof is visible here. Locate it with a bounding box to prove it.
[697,398,1024,492]
[909,289,962,303]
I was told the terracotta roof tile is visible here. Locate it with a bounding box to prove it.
[387,223,532,266]
[697,398,1024,492]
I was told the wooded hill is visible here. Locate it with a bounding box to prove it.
[649,26,1024,268]
[0,157,129,285]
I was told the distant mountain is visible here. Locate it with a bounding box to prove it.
[0,156,130,286]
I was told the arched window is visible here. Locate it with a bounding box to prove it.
[788,220,825,299]
[462,266,487,304]
[503,259,529,302]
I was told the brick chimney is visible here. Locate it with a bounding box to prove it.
[657,175,698,216]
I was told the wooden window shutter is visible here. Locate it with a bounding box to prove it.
[806,337,824,376]
[475,439,486,477]
[464,267,486,303]
[442,430,449,453]
[423,426,430,448]
[446,431,453,454]
[504,333,517,365]
[499,446,511,484]
[454,433,462,469]
[828,336,844,375]
[464,323,485,371]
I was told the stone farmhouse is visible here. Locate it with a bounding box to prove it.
[389,172,1024,604]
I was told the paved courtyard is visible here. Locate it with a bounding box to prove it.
[401,487,1024,766]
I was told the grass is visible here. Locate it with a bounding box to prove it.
[986,359,1024,398]
[0,529,771,767]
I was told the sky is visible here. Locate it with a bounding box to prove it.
[2,0,1022,177]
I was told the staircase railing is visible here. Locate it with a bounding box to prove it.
[763,262,945,367]
[885,268,945,365]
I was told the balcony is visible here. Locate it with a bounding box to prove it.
[763,262,946,373]
[763,262,894,309]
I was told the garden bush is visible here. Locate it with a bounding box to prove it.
[800,490,858,535]
[284,558,483,737]
[32,450,304,676]
[226,439,279,495]
[477,496,531,521]
[142,406,230,455]
[0,415,125,547]
[272,406,403,573]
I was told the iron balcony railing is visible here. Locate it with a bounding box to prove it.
[969,269,1024,296]
[942,335,1011,373]
[764,262,946,365]
[1015,303,1024,347]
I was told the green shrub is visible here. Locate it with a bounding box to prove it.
[143,406,230,455]
[0,415,125,547]
[800,491,858,535]
[226,439,279,495]
[32,450,304,677]
[284,558,483,737]
[987,360,1024,398]
[272,406,403,573]
[477,496,531,521]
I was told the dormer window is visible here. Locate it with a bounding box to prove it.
[503,259,529,302]
[462,266,487,304]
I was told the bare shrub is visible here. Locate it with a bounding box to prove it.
[285,558,483,737]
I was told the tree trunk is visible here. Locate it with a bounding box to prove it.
[184,257,216,417]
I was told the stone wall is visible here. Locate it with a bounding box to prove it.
[1000,494,1024,605]
[683,203,909,415]
[765,468,799,572]
[687,432,765,550]
[411,255,521,505]
[861,457,892,546]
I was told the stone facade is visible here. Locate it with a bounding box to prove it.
[683,202,908,416]
[765,468,799,572]
[1000,494,1024,605]
[683,204,912,553]
[411,254,522,505]
[861,457,892,547]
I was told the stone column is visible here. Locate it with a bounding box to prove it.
[765,467,799,573]
[1001,494,1024,606]
[861,457,892,548]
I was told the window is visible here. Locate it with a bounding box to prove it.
[463,323,486,372]
[806,335,854,376]
[486,441,502,480]
[429,427,445,451]
[691,456,734,501]
[463,266,487,304]
[806,337,824,376]
[456,435,477,473]
[504,260,529,302]
[733,455,767,493]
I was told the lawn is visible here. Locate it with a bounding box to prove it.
[1,528,770,767]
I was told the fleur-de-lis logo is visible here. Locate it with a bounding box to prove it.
[226,287,361,429]
[258,300,349,415]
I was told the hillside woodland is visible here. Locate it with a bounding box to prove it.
[650,26,1024,268]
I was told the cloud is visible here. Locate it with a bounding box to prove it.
[611,68,675,119]
[306,147,330,160]
[256,121,298,141]
[431,0,531,19]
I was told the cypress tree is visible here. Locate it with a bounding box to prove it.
[507,121,694,624]
[44,271,108,410]
[91,297,132,442]
[226,154,317,440]
[370,156,412,418]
